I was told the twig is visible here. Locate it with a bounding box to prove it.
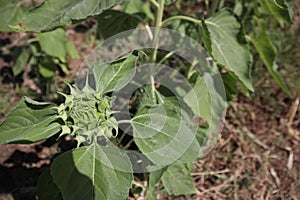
[287,90,300,129]
[242,127,269,150]
[191,169,230,176]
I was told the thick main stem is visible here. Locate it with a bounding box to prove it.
[150,0,165,62]
[149,0,165,102]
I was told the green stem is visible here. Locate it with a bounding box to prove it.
[150,0,165,62]
[117,120,132,124]
[123,138,134,149]
[161,15,201,27]
[150,0,165,103]
[158,51,175,64]
[149,0,159,8]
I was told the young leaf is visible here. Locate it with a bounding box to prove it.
[202,9,253,91]
[37,28,67,62]
[92,53,137,94]
[37,167,63,200]
[0,0,23,32]
[247,20,289,94]
[132,103,200,166]
[161,163,195,195]
[97,10,145,39]
[13,0,121,32]
[51,145,133,200]
[0,97,60,144]
[258,0,293,24]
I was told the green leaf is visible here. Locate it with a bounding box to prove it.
[222,72,238,102]
[0,97,60,144]
[92,53,137,94]
[14,0,121,32]
[184,76,211,122]
[184,74,227,126]
[247,20,289,94]
[169,19,201,42]
[203,9,253,91]
[38,58,57,78]
[121,0,154,21]
[12,47,30,76]
[37,28,67,61]
[97,10,144,39]
[139,85,158,109]
[132,103,200,166]
[66,40,80,59]
[51,145,133,200]
[258,0,293,24]
[0,0,23,32]
[161,163,195,195]
[148,167,167,195]
[37,167,63,200]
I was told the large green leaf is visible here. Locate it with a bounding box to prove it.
[13,0,121,32]
[258,0,293,24]
[51,145,133,200]
[247,20,289,94]
[183,73,227,153]
[203,10,253,91]
[132,103,200,166]
[0,97,60,144]
[37,167,63,200]
[0,0,23,32]
[97,10,144,39]
[161,163,195,195]
[92,53,137,94]
[37,28,67,61]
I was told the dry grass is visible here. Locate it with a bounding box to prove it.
[191,89,300,199]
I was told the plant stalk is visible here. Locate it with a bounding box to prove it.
[149,0,159,8]
[150,0,165,102]
[150,0,165,62]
